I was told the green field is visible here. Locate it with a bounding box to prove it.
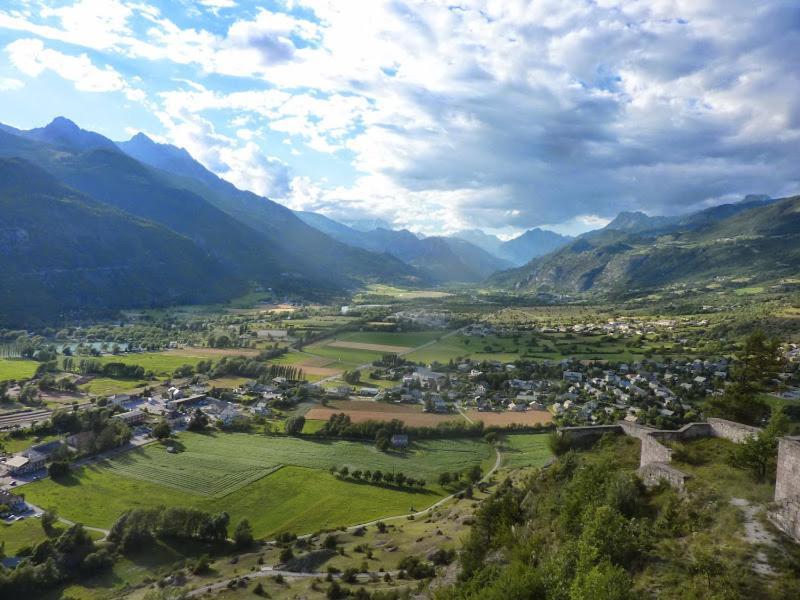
[23,432,492,538]
[405,334,522,363]
[1,518,50,554]
[0,432,61,454]
[301,344,385,368]
[0,519,103,555]
[96,351,209,376]
[80,377,147,396]
[0,358,38,382]
[301,419,328,434]
[335,331,444,347]
[500,433,553,470]
[405,332,680,364]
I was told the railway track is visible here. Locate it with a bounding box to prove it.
[0,402,93,429]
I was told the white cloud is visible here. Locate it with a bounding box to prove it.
[0,76,23,91]
[1,0,798,233]
[6,38,127,92]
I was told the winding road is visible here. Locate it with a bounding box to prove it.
[186,446,503,597]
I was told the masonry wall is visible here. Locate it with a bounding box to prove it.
[769,497,800,543]
[638,462,689,490]
[708,418,761,443]
[640,434,673,467]
[775,437,800,502]
[559,425,621,442]
[618,421,656,440]
[652,422,712,442]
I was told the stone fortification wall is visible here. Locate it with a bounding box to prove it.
[638,462,690,490]
[639,434,673,467]
[769,437,800,543]
[618,421,657,440]
[558,425,621,442]
[775,437,800,502]
[707,418,761,443]
[769,497,800,543]
[559,418,762,492]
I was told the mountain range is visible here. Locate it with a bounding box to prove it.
[452,228,573,265]
[0,115,795,324]
[0,117,423,324]
[490,194,800,296]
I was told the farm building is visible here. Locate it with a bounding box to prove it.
[0,489,26,513]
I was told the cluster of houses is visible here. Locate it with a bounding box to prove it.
[359,348,800,428]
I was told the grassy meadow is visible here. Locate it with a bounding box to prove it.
[22,432,492,538]
[500,433,553,470]
[0,358,39,381]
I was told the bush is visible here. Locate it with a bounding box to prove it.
[548,431,572,456]
[279,547,294,563]
[397,556,435,579]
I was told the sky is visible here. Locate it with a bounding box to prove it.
[0,1,798,238]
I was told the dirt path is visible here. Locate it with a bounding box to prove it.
[730,497,776,576]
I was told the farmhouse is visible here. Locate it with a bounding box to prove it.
[0,489,26,513]
[359,387,380,396]
[250,401,272,417]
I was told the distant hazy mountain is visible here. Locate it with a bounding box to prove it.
[17,116,119,152]
[490,195,799,295]
[296,211,511,281]
[596,195,775,237]
[0,157,240,326]
[452,229,505,256]
[500,228,573,265]
[117,132,217,187]
[452,227,572,266]
[0,117,422,324]
[115,131,415,289]
[344,217,394,232]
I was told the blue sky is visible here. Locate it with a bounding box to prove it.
[0,0,798,237]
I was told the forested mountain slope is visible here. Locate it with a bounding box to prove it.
[0,158,240,326]
[490,196,800,295]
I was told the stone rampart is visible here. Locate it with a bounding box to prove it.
[640,434,673,467]
[775,437,800,502]
[769,497,800,543]
[638,462,690,490]
[558,424,621,442]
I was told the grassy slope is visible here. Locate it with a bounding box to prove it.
[23,465,439,539]
[22,432,491,537]
[500,433,553,470]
